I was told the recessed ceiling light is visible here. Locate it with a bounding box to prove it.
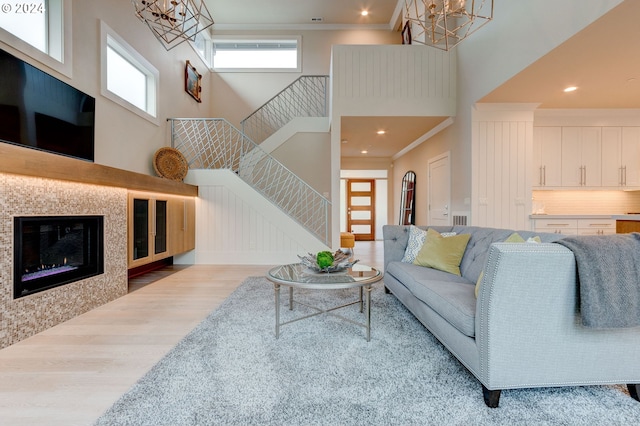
[376,130,386,135]
[564,86,578,93]
[361,11,369,16]
[361,150,368,154]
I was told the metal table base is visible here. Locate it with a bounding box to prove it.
[273,283,373,341]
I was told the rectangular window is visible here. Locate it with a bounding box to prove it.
[107,45,148,112]
[0,0,47,52]
[0,0,70,75]
[100,22,159,124]
[192,30,212,69]
[212,36,301,72]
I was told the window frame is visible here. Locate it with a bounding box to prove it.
[191,30,213,70]
[211,35,302,73]
[0,0,72,77]
[100,21,159,125]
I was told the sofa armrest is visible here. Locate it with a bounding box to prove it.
[476,242,640,390]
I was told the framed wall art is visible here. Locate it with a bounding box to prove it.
[185,60,202,103]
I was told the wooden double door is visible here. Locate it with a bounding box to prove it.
[346,179,375,241]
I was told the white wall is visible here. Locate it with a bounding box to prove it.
[1,1,213,176]
[209,29,398,127]
[453,0,623,215]
[391,0,624,226]
[272,131,332,197]
[182,169,330,265]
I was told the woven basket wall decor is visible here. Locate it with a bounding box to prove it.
[153,147,189,181]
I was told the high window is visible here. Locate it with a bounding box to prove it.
[192,30,213,69]
[0,0,70,75]
[100,22,159,123]
[212,37,301,72]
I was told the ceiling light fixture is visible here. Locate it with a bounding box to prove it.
[131,0,214,50]
[564,86,578,93]
[403,0,494,51]
[361,150,369,154]
[377,130,386,135]
[361,10,369,16]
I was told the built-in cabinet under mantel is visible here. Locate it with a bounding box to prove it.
[0,142,198,350]
[127,191,196,269]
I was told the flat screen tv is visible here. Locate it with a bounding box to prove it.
[0,48,95,162]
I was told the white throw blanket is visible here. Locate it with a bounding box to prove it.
[556,233,640,328]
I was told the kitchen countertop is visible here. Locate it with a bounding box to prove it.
[530,214,640,221]
[529,214,616,219]
[611,215,640,221]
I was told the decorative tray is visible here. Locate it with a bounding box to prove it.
[298,250,359,273]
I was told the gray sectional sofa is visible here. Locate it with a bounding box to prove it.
[382,225,640,407]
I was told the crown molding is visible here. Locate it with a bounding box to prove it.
[211,23,394,31]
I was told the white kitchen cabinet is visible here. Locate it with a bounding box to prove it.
[622,127,640,187]
[533,218,578,235]
[532,127,562,187]
[561,127,602,187]
[601,127,623,187]
[601,127,640,187]
[532,217,615,235]
[576,218,616,235]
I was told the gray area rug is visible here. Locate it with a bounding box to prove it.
[95,277,640,425]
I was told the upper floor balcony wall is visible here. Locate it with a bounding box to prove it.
[331,45,457,117]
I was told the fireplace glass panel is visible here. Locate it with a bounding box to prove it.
[14,216,104,298]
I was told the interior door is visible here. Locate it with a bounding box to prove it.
[428,153,451,226]
[347,179,375,241]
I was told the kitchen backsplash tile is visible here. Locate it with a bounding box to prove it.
[532,190,640,215]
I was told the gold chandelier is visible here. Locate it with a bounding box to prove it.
[403,0,493,50]
[131,0,214,50]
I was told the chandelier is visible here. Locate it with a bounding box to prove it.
[403,0,493,50]
[131,0,214,50]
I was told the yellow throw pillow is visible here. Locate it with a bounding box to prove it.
[413,228,471,276]
[474,233,541,297]
[503,232,525,243]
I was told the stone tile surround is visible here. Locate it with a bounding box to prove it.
[0,173,128,349]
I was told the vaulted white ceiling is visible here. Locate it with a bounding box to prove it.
[205,1,640,158]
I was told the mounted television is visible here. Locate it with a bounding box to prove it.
[0,48,95,162]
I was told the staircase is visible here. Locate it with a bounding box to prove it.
[241,76,329,145]
[168,76,331,247]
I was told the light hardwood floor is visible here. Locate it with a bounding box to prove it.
[0,241,383,426]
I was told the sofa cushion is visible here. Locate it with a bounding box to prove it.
[413,229,470,276]
[387,261,471,287]
[386,261,476,337]
[407,281,476,337]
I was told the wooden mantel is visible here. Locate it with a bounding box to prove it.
[0,143,198,196]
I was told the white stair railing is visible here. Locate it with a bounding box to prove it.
[168,118,331,246]
[240,75,329,144]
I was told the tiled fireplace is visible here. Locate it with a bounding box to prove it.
[0,173,128,349]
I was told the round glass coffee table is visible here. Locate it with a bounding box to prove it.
[266,263,382,341]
